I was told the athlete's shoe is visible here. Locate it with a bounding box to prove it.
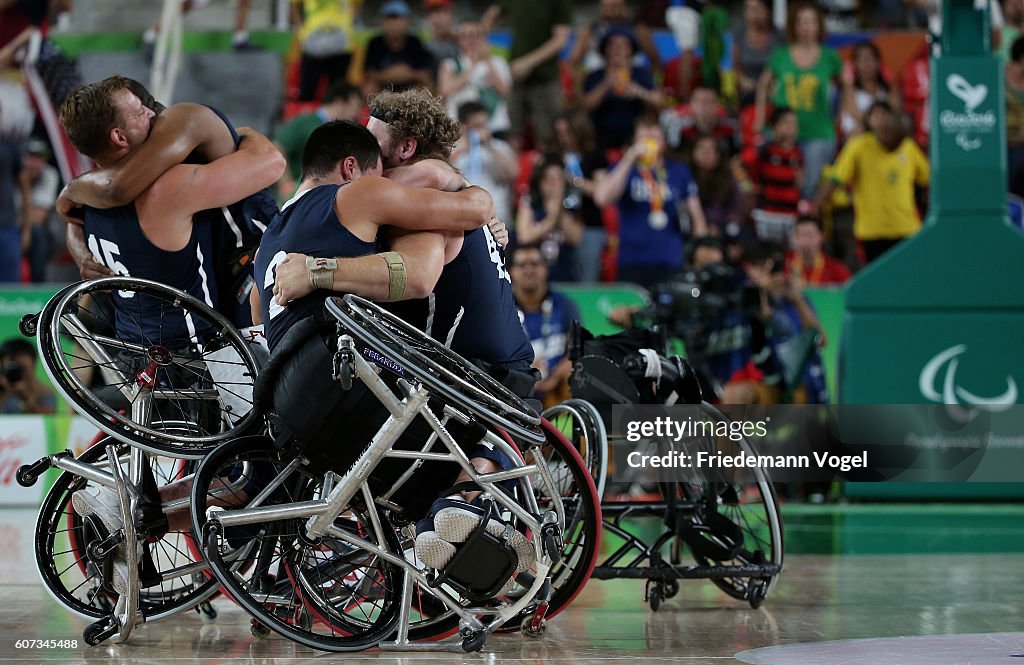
[415,498,535,573]
[73,486,125,537]
[414,517,457,570]
[109,560,131,597]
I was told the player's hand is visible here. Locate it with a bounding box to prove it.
[272,253,314,305]
[56,186,85,225]
[80,255,114,280]
[487,218,509,247]
[236,126,274,150]
[608,305,639,328]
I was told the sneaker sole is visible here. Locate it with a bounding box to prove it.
[414,530,457,569]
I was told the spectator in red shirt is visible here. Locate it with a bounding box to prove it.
[745,107,803,243]
[785,216,851,285]
[747,107,803,217]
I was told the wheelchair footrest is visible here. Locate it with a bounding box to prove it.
[429,507,519,603]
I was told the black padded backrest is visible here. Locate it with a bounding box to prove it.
[252,317,329,415]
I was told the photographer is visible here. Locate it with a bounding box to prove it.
[610,238,753,400]
[452,101,518,224]
[0,338,56,414]
[721,243,829,405]
[610,238,829,405]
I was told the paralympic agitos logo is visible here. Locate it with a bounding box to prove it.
[919,344,1018,422]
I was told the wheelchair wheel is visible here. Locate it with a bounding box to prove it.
[490,419,602,632]
[36,278,262,459]
[326,295,544,445]
[542,399,608,501]
[676,403,784,602]
[191,436,402,652]
[34,437,228,621]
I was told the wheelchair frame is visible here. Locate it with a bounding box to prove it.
[546,382,785,611]
[18,277,267,643]
[21,438,257,644]
[25,277,263,458]
[21,285,599,651]
[194,295,593,652]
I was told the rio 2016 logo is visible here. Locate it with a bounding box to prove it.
[942,74,996,152]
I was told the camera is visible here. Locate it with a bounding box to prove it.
[2,362,25,384]
[644,263,758,357]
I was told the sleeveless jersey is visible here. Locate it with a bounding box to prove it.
[387,225,534,370]
[193,106,280,326]
[255,185,378,349]
[83,205,217,347]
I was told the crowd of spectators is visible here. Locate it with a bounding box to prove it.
[9,0,1019,289]
[2,0,1022,411]
[263,0,950,289]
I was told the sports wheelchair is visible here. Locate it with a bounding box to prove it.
[189,295,601,652]
[18,282,600,652]
[542,324,783,611]
[17,277,266,644]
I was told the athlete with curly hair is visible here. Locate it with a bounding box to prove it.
[366,87,463,165]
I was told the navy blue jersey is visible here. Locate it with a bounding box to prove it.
[388,226,534,370]
[194,106,279,327]
[83,205,217,346]
[255,185,378,349]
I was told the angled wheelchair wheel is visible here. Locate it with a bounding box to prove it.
[490,419,601,632]
[34,436,230,621]
[191,436,403,652]
[326,295,544,445]
[675,403,784,603]
[36,278,262,459]
[542,398,608,501]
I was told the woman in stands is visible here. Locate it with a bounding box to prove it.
[840,41,901,139]
[755,1,843,199]
[733,0,781,109]
[690,135,747,238]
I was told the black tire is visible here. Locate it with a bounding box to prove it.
[676,403,784,603]
[191,436,403,652]
[36,278,262,459]
[498,418,602,630]
[326,295,543,445]
[34,437,227,621]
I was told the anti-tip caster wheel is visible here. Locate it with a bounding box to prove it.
[197,600,218,623]
[646,580,662,612]
[748,579,769,609]
[250,618,271,639]
[461,629,487,652]
[520,615,547,639]
[83,616,120,646]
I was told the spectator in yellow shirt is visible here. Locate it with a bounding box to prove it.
[812,101,930,264]
[291,0,363,101]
